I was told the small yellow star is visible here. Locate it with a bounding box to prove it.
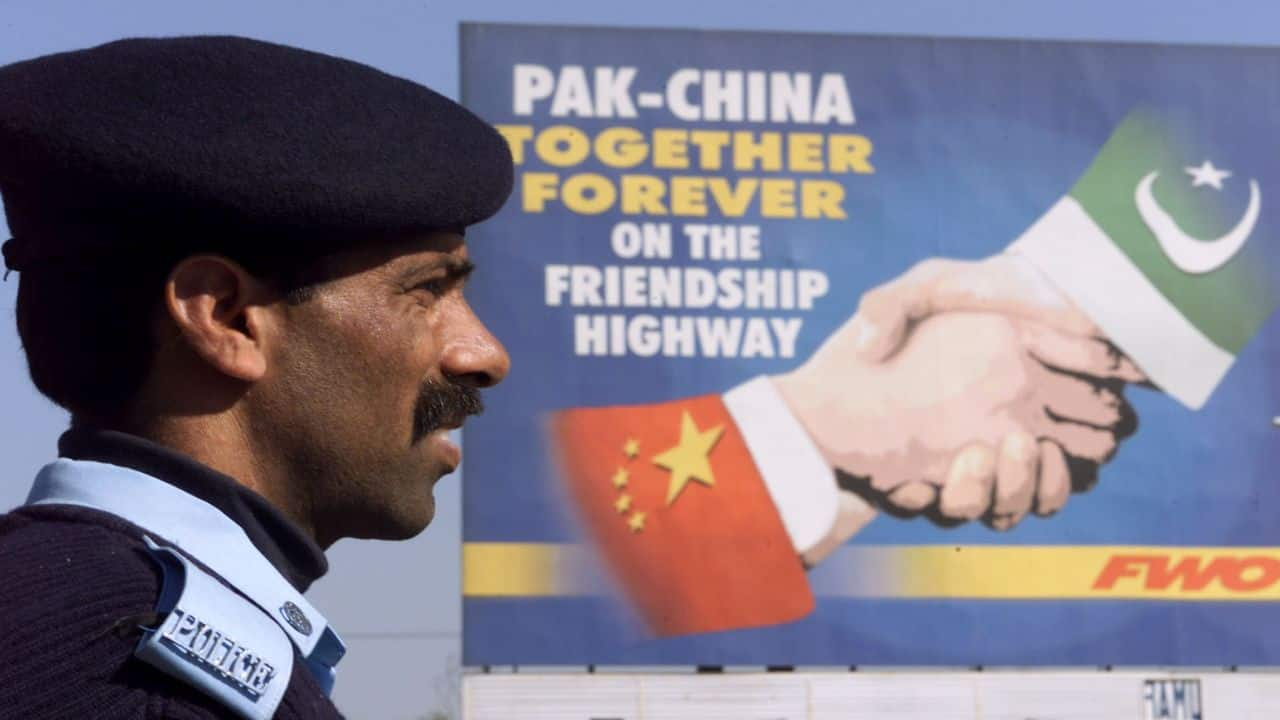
[627,511,646,533]
[614,494,632,514]
[623,438,640,459]
[651,411,724,505]
[611,468,629,489]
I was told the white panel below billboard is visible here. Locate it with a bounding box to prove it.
[464,671,1278,719]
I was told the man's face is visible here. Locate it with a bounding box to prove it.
[248,232,509,545]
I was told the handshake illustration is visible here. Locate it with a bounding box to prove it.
[772,252,1148,554]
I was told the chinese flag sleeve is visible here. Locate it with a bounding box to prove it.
[550,392,814,637]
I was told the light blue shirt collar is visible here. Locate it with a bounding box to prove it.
[27,458,345,690]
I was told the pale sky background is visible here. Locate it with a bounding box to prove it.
[0,1,1276,718]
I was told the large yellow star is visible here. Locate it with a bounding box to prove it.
[651,411,725,505]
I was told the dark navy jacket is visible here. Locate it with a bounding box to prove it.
[0,429,346,719]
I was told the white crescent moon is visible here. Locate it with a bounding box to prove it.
[1136,171,1260,275]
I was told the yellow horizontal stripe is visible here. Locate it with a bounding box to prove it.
[463,542,593,597]
[826,545,1280,600]
[464,543,1280,600]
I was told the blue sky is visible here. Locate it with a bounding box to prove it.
[0,1,1276,717]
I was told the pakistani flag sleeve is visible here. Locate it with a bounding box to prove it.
[1007,108,1278,409]
[548,377,861,636]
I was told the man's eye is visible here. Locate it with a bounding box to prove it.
[414,278,450,296]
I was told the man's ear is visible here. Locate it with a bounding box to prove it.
[164,255,274,382]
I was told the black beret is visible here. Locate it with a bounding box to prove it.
[0,36,513,272]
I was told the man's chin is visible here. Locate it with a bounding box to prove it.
[354,498,437,542]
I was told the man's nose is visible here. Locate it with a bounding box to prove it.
[439,300,510,388]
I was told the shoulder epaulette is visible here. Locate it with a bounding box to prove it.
[134,537,293,720]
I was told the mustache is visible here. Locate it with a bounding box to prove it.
[411,378,484,443]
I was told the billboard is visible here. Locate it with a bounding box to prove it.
[460,23,1280,665]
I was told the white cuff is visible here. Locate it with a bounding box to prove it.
[1007,197,1233,410]
[723,376,860,562]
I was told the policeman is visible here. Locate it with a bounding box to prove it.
[0,36,512,719]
